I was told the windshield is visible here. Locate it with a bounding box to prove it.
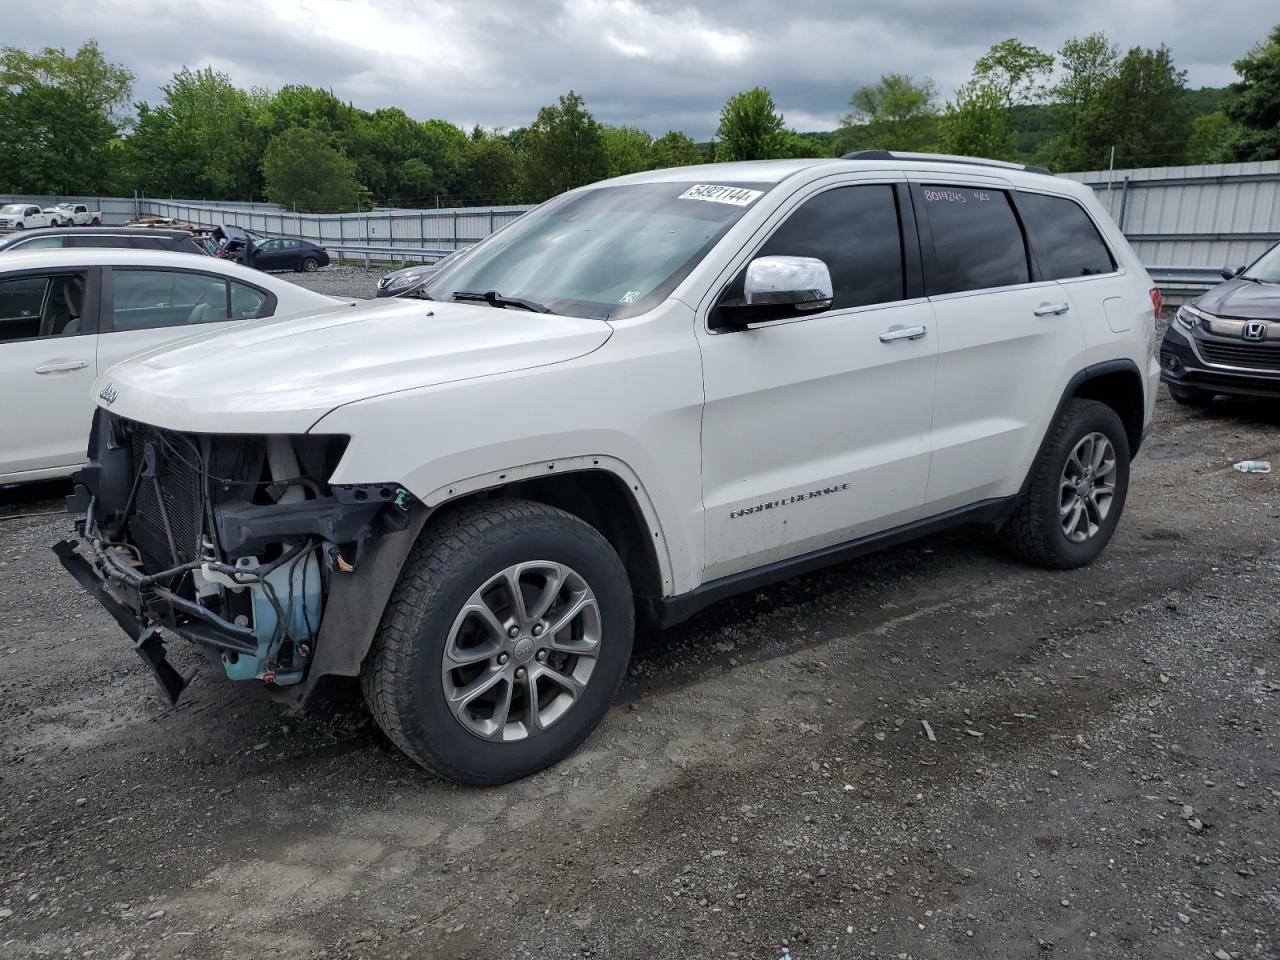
[1241,242,1280,283]
[425,181,773,320]
[1,205,24,215]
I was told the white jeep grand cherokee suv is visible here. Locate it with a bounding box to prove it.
[58,152,1160,785]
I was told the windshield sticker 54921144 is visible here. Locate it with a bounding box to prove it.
[678,184,764,206]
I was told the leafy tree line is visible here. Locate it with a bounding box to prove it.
[2,27,1277,212]
[833,26,1280,170]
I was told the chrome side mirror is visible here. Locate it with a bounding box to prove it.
[743,255,834,312]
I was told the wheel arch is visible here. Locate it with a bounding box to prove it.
[280,459,673,709]
[1066,359,1146,457]
[1013,358,1146,510]
[419,457,671,605]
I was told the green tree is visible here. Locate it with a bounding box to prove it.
[1187,111,1235,163]
[940,39,1052,161]
[519,91,608,199]
[1221,25,1280,161]
[0,39,131,193]
[460,126,521,203]
[1074,45,1190,169]
[648,130,702,168]
[974,38,1055,107]
[0,84,114,193]
[262,84,356,138]
[1039,33,1119,169]
[122,67,264,198]
[834,73,939,153]
[262,126,363,212]
[0,39,134,123]
[939,78,1012,158]
[601,125,653,177]
[716,87,791,161]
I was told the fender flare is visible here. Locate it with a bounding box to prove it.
[1014,358,1146,506]
[417,453,676,593]
[279,456,676,708]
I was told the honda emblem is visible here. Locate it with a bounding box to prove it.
[1242,320,1267,341]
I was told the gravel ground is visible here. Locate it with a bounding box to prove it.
[287,264,386,300]
[1,390,1278,960]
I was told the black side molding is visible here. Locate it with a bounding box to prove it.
[640,496,1018,630]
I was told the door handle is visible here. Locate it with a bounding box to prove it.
[33,359,89,374]
[1034,302,1071,317]
[879,325,928,343]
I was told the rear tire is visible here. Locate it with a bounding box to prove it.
[90,217,100,226]
[1002,399,1131,570]
[1168,384,1213,406]
[300,257,319,272]
[361,499,634,785]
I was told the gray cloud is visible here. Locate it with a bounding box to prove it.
[5,0,1272,138]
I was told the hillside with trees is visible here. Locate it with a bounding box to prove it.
[1,26,1277,210]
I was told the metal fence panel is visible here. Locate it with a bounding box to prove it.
[7,161,1279,268]
[1062,161,1280,268]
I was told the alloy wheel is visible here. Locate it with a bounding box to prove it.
[1059,431,1117,542]
[441,561,601,741]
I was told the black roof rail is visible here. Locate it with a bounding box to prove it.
[841,149,1053,177]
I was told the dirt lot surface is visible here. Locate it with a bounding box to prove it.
[2,385,1278,959]
[288,265,385,300]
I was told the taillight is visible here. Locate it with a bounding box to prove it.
[1149,287,1162,316]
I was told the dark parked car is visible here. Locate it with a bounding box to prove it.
[0,226,209,256]
[1160,241,1280,404]
[375,247,468,298]
[247,237,330,272]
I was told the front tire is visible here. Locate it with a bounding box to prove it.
[361,499,634,785]
[1002,399,1131,569]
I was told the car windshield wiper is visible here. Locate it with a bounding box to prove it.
[451,290,550,313]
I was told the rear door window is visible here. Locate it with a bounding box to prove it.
[916,185,1030,295]
[1013,192,1116,280]
[110,269,231,331]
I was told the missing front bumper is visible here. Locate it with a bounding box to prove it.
[53,539,193,704]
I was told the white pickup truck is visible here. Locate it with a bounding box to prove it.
[52,203,102,227]
[0,203,60,230]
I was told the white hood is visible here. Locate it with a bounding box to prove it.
[97,298,612,434]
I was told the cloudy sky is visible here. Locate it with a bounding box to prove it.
[5,0,1274,138]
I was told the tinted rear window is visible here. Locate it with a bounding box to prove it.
[1014,192,1116,280]
[918,186,1029,295]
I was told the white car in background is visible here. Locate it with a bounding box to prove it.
[52,203,103,227]
[0,248,341,485]
[0,203,60,230]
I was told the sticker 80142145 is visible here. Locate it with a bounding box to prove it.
[678,184,764,206]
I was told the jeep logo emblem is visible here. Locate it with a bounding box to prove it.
[1242,320,1267,341]
[98,383,119,406]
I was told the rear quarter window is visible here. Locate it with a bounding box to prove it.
[1014,192,1116,280]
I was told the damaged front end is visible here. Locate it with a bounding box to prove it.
[55,411,421,706]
